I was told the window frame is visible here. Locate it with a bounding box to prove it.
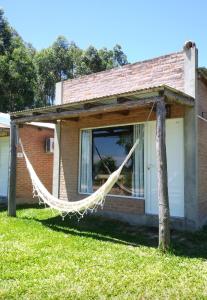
[78,121,147,200]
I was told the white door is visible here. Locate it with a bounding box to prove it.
[0,137,10,197]
[146,119,184,217]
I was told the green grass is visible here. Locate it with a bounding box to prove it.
[0,206,207,299]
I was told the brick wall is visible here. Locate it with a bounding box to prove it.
[197,78,207,223]
[16,125,54,204]
[59,105,185,215]
[62,52,185,104]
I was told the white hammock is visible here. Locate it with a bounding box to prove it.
[20,138,141,219]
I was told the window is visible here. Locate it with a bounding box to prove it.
[79,124,144,198]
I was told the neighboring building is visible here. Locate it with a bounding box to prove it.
[10,42,207,230]
[0,113,54,204]
[0,113,10,201]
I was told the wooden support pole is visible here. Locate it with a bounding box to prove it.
[8,121,17,217]
[156,98,170,251]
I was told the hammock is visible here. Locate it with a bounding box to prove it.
[20,103,155,219]
[20,137,141,219]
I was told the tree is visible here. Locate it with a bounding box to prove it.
[0,8,12,54]
[98,47,114,70]
[67,42,83,77]
[34,48,56,106]
[51,36,73,81]
[113,44,128,66]
[78,46,103,75]
[0,9,36,112]
[34,37,81,105]
[0,9,129,111]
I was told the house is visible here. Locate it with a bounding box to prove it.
[9,41,207,230]
[0,113,54,204]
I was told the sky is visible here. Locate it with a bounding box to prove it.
[1,0,207,66]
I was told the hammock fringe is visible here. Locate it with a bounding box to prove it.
[20,138,140,218]
[19,103,155,218]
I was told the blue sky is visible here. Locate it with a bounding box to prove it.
[1,0,207,66]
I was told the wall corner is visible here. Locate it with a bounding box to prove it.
[54,81,63,105]
[183,41,199,228]
[52,121,61,197]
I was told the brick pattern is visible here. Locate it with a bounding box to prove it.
[62,52,185,104]
[59,105,185,215]
[197,79,207,222]
[16,125,54,204]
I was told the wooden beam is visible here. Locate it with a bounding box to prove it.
[69,117,79,122]
[83,103,100,109]
[8,121,17,217]
[156,98,170,251]
[32,112,42,116]
[92,114,103,119]
[12,97,157,124]
[118,110,130,116]
[117,97,133,103]
[164,88,194,106]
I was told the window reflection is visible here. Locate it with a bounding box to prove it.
[92,126,133,196]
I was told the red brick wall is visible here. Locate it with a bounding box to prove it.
[59,105,185,215]
[197,78,207,222]
[62,52,185,104]
[16,125,54,204]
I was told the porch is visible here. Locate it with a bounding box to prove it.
[10,85,195,229]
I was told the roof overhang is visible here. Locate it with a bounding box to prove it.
[10,85,194,124]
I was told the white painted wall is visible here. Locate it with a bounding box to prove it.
[146,118,184,217]
[0,137,10,197]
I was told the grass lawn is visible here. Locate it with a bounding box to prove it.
[0,206,207,299]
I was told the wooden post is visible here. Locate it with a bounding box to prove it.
[8,121,17,217]
[156,97,170,251]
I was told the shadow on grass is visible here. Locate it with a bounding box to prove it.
[22,209,207,260]
[0,205,7,212]
[32,214,153,247]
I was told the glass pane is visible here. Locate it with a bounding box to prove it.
[79,130,92,193]
[92,126,134,196]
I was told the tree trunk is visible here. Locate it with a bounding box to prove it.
[8,121,17,217]
[156,98,170,251]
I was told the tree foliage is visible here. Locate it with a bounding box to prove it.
[0,9,129,111]
[0,9,36,112]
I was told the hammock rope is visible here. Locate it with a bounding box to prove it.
[20,103,155,219]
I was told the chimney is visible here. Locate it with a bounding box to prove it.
[183,40,198,98]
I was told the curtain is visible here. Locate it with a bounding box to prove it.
[133,124,144,197]
[79,130,93,193]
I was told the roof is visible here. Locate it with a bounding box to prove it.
[0,112,54,129]
[61,51,185,105]
[10,85,194,124]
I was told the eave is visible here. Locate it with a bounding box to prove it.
[10,85,194,124]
